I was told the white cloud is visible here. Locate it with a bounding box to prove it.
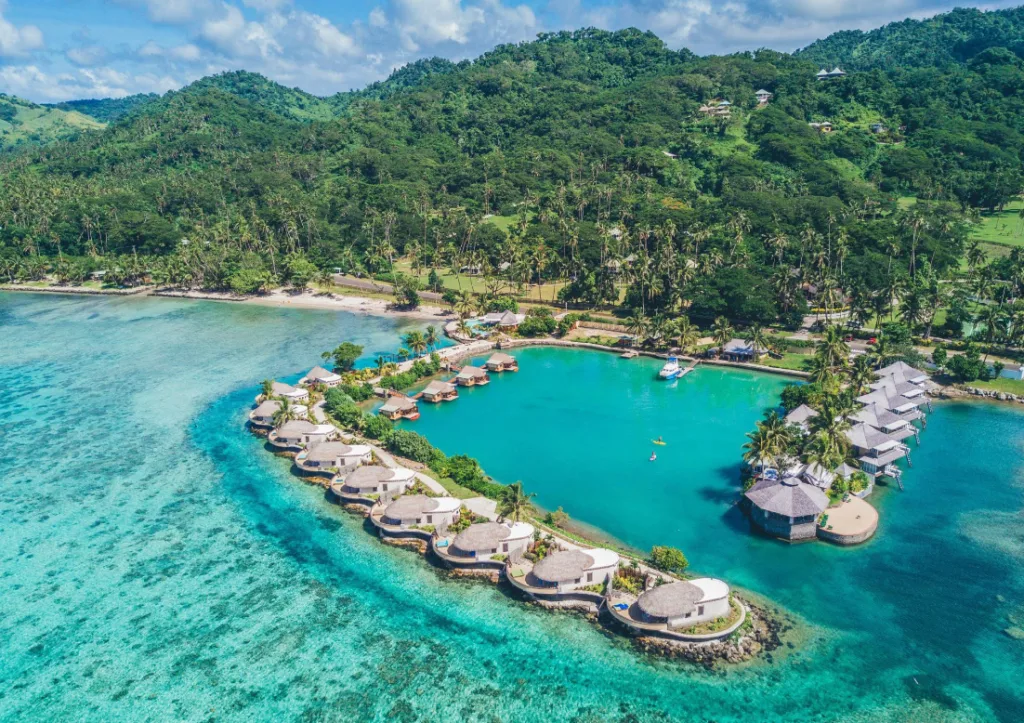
[66,45,108,66]
[0,0,44,57]
[0,64,180,101]
[369,7,388,28]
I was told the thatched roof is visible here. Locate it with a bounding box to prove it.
[497,311,520,326]
[344,465,411,489]
[531,550,595,583]
[272,381,300,395]
[381,396,417,412]
[305,441,355,463]
[457,366,488,379]
[306,365,339,381]
[277,420,317,435]
[452,522,512,553]
[745,477,828,517]
[253,400,281,416]
[384,494,439,518]
[636,581,704,618]
[423,380,456,395]
[487,352,515,365]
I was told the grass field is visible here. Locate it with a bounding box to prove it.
[0,102,105,150]
[965,377,1024,396]
[760,352,813,371]
[969,200,1024,248]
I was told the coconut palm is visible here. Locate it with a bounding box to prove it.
[673,316,700,355]
[272,399,294,429]
[847,355,875,396]
[498,482,536,523]
[712,316,733,354]
[743,324,769,358]
[625,311,648,347]
[261,379,275,399]
[816,325,850,372]
[424,325,440,351]
[404,330,428,357]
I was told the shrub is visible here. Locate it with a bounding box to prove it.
[388,430,442,464]
[545,506,570,528]
[338,382,375,401]
[486,296,519,313]
[649,545,688,573]
[361,413,393,441]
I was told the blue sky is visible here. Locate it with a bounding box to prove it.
[0,0,1016,102]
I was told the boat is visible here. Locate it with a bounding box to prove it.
[652,437,666,446]
[649,452,657,462]
[658,357,683,380]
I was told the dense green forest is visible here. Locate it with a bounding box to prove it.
[1,7,1023,345]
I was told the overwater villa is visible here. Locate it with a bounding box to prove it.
[506,548,620,607]
[719,338,766,362]
[851,403,920,443]
[876,361,929,385]
[608,577,740,641]
[331,465,417,505]
[268,419,339,451]
[434,520,534,570]
[420,380,458,403]
[379,394,420,421]
[484,352,518,372]
[271,381,310,402]
[371,494,462,540]
[249,399,307,428]
[295,440,372,474]
[456,365,490,387]
[845,422,911,478]
[744,475,829,541]
[301,365,342,388]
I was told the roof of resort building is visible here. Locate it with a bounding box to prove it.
[636,581,705,618]
[253,399,281,416]
[722,338,765,355]
[487,352,516,365]
[845,423,898,451]
[272,381,304,396]
[452,521,534,552]
[305,441,360,462]
[690,577,730,601]
[801,462,836,489]
[422,380,456,395]
[745,477,828,517]
[344,465,415,488]
[305,365,340,382]
[457,365,488,379]
[876,361,928,382]
[756,89,771,95]
[380,396,417,413]
[497,311,521,326]
[531,550,596,583]
[785,404,819,426]
[852,403,907,430]
[835,462,860,479]
[277,419,318,434]
[481,312,504,324]
[384,494,460,519]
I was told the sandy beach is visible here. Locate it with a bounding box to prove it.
[1,283,454,323]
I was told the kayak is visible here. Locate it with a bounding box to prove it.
[651,439,666,446]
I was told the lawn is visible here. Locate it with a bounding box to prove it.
[969,200,1024,249]
[434,476,480,499]
[965,377,1024,396]
[759,352,813,371]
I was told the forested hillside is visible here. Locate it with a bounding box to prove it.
[1,8,1023,344]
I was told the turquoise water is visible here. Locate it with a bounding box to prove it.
[2,293,1023,722]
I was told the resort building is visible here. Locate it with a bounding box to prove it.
[699,100,731,118]
[744,476,829,540]
[378,494,461,529]
[784,404,818,431]
[456,366,490,387]
[485,352,518,372]
[295,440,372,473]
[480,311,525,329]
[857,387,926,423]
[438,521,535,568]
[332,465,417,503]
[519,548,619,593]
[635,578,731,628]
[271,382,310,402]
[815,67,846,80]
[845,423,910,478]
[249,399,307,428]
[268,420,339,450]
[420,380,458,403]
[875,362,928,386]
[851,403,920,444]
[755,89,772,105]
[809,121,833,133]
[719,338,766,362]
[379,395,420,421]
[301,365,342,388]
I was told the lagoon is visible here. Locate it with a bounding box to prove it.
[1,292,1023,722]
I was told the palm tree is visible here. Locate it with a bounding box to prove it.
[976,304,1006,362]
[673,316,700,356]
[424,325,440,351]
[261,379,275,399]
[625,311,648,348]
[816,325,850,372]
[404,331,428,358]
[744,324,769,358]
[498,482,536,523]
[847,355,875,396]
[272,399,294,429]
[456,318,472,338]
[712,316,733,355]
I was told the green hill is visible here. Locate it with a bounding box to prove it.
[797,6,1024,69]
[0,94,106,151]
[49,93,160,123]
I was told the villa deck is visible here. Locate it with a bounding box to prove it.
[368,506,436,542]
[504,559,607,607]
[431,537,507,572]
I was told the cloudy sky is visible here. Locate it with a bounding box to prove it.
[0,0,1014,102]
